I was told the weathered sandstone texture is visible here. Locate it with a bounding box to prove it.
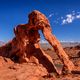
[0,10,74,75]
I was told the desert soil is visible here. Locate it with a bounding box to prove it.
[0,44,80,80]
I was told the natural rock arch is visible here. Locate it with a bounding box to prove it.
[0,10,74,75]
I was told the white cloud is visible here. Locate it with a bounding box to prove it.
[62,12,80,25]
[47,11,80,25]
[48,13,54,18]
[76,14,80,19]
[62,20,66,24]
[62,14,75,25]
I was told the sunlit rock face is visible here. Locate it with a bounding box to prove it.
[0,10,74,74]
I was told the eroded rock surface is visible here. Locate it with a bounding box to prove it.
[0,56,49,80]
[0,10,74,75]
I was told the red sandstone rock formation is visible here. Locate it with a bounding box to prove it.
[0,10,74,75]
[28,10,74,73]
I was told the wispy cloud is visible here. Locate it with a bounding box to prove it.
[76,14,80,19]
[48,11,80,25]
[48,13,54,18]
[62,14,75,24]
[62,11,80,25]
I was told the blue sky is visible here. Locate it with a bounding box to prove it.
[0,0,80,42]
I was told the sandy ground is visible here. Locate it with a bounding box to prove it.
[0,44,80,80]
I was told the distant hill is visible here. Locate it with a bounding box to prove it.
[41,42,80,49]
[61,42,80,48]
[0,41,5,46]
